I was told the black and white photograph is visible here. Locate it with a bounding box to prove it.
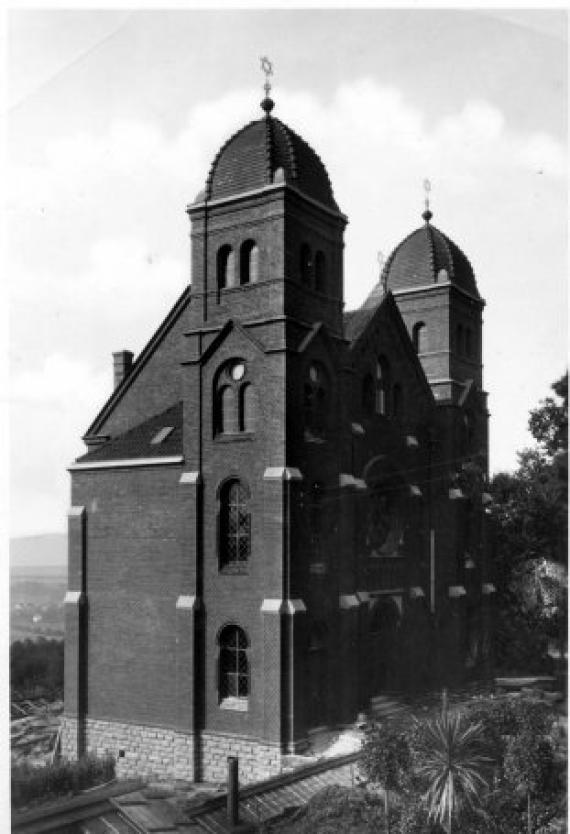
[6,8,567,833]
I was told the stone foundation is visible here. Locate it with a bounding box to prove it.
[61,715,195,781]
[201,731,283,783]
[61,716,283,783]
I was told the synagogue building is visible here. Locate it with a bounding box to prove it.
[62,85,494,783]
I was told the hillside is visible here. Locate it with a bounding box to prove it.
[10,534,67,574]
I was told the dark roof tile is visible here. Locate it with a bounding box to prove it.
[76,403,183,464]
[206,115,338,211]
[382,222,480,299]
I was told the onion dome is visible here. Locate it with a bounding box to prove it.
[382,212,480,300]
[202,100,339,211]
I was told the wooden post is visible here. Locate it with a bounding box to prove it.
[227,756,239,827]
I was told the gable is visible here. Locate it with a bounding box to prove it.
[346,292,434,407]
[85,286,192,442]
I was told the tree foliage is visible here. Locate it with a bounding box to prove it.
[490,373,568,671]
[10,638,64,697]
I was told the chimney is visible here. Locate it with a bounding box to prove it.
[113,350,134,388]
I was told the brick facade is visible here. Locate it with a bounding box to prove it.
[64,100,492,785]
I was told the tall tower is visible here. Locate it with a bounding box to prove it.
[385,190,488,470]
[385,193,484,404]
[180,73,349,773]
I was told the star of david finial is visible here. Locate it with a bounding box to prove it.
[422,178,433,223]
[260,56,275,114]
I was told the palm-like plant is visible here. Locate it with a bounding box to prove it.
[413,707,491,834]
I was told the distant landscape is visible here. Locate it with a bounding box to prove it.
[10,534,67,643]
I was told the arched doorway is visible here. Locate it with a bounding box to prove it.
[368,596,402,694]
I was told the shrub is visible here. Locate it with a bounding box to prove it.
[465,695,555,766]
[361,724,413,832]
[11,754,115,809]
[296,785,386,834]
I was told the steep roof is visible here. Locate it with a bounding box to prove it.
[343,306,378,344]
[204,105,339,211]
[76,403,182,464]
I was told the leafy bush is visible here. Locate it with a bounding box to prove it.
[294,785,386,834]
[11,754,115,809]
[466,695,556,767]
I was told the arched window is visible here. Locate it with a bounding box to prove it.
[304,362,328,439]
[362,373,375,416]
[412,322,426,353]
[215,386,235,434]
[375,358,390,416]
[217,245,234,290]
[240,240,259,285]
[300,243,312,285]
[214,360,254,436]
[369,597,401,634]
[218,625,249,700]
[456,324,464,355]
[392,383,403,417]
[219,479,250,571]
[314,251,326,293]
[238,383,254,432]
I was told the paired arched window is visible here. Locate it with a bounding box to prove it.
[214,360,254,435]
[219,479,250,571]
[218,625,249,700]
[412,322,426,353]
[304,362,328,439]
[375,358,390,416]
[240,240,259,285]
[314,251,326,293]
[300,243,312,285]
[217,245,235,290]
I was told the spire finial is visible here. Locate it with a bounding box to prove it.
[260,56,275,114]
[422,178,433,223]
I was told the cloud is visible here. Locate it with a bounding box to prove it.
[10,354,110,536]
[7,79,568,533]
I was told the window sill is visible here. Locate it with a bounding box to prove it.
[220,564,249,576]
[367,551,405,559]
[304,431,326,444]
[214,432,254,443]
[220,697,248,712]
